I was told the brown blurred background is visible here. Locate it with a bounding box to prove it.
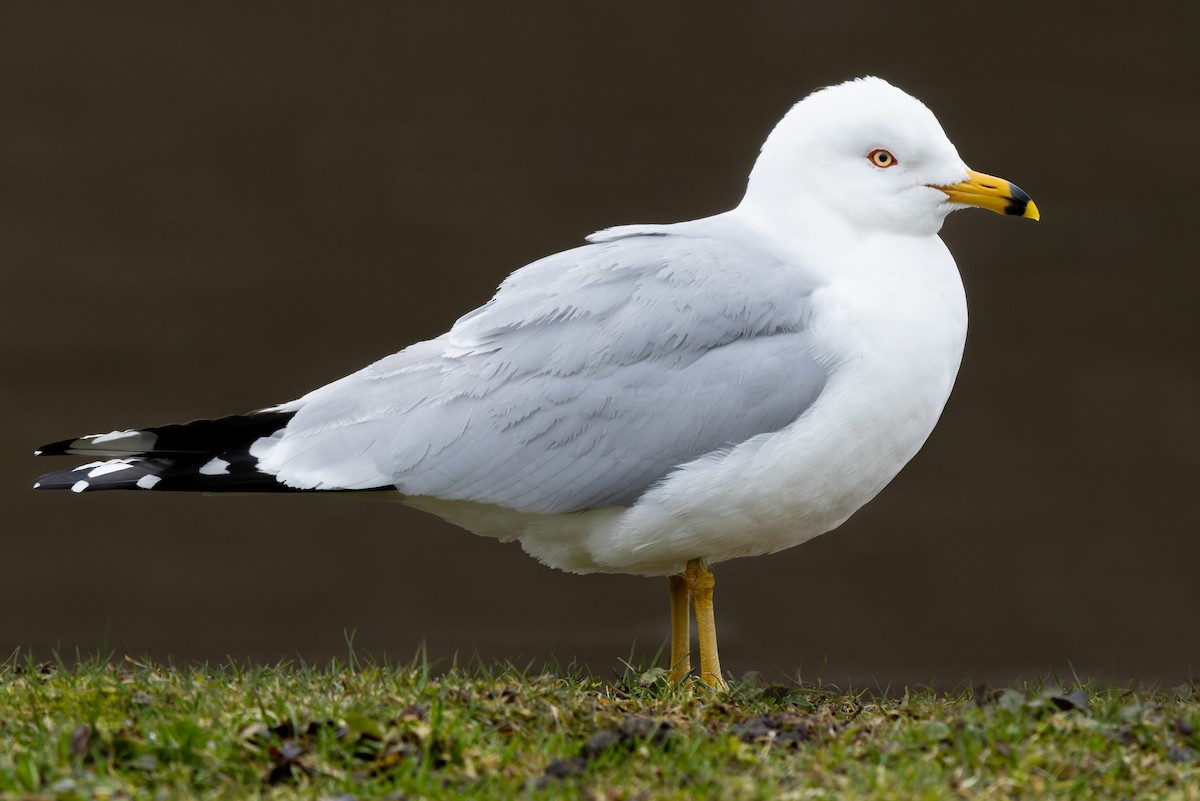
[2,3,1197,687]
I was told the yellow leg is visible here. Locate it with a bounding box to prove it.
[666,573,691,682]
[686,558,727,688]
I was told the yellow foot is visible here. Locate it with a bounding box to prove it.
[686,558,727,689]
[666,573,692,683]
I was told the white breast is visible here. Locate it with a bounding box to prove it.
[585,233,968,575]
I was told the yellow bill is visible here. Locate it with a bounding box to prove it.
[938,169,1040,221]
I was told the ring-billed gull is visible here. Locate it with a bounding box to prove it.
[34,77,1038,687]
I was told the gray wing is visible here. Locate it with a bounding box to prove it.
[256,220,828,513]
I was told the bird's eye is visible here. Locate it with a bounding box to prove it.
[868,149,897,168]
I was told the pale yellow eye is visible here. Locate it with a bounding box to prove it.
[868,149,897,168]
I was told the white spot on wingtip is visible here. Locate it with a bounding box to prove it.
[33,481,41,489]
[199,457,230,476]
[33,450,42,456]
[87,460,137,478]
[136,474,161,489]
[71,480,89,493]
[91,429,143,444]
[72,430,158,453]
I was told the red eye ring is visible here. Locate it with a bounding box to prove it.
[868,149,897,168]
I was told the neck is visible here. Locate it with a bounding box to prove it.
[733,190,859,266]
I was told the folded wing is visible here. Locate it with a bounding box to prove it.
[257,220,829,513]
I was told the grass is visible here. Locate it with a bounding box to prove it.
[0,651,1197,800]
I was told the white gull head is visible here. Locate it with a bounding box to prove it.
[739,77,974,241]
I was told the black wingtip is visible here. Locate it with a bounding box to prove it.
[27,409,386,495]
[34,438,78,457]
[33,410,298,459]
[32,456,314,494]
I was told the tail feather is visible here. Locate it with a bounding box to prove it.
[31,409,341,494]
